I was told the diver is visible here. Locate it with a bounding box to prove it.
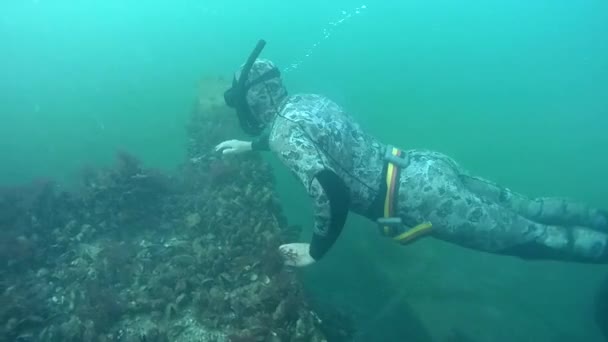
[216,40,608,267]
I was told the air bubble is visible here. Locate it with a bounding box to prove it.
[283,4,368,73]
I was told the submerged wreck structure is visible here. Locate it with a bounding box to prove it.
[0,77,353,342]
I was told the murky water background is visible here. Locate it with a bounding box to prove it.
[1,1,607,341]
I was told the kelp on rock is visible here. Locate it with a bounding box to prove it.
[0,76,353,342]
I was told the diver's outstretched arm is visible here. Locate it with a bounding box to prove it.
[215,134,271,155]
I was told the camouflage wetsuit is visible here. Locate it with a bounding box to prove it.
[237,59,608,263]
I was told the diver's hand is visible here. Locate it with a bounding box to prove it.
[279,243,316,267]
[215,140,252,155]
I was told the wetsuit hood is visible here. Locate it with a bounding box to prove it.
[224,40,287,135]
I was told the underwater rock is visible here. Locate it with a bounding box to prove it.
[0,73,347,342]
[196,76,230,113]
[59,316,84,341]
[272,295,299,324]
[294,313,326,342]
[185,212,201,228]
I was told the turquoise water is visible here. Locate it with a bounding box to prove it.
[2,1,607,341]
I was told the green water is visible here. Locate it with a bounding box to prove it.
[2,1,607,341]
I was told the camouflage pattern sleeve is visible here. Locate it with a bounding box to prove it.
[269,117,348,260]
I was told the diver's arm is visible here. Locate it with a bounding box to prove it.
[280,172,349,263]
[308,170,349,259]
[271,123,349,262]
[215,133,269,155]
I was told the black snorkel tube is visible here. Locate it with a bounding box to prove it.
[239,39,267,89]
[224,39,268,135]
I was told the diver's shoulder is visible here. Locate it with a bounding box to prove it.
[287,93,331,103]
[286,93,339,107]
[282,93,344,118]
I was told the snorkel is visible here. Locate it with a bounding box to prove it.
[224,39,280,136]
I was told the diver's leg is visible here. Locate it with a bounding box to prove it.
[459,174,608,232]
[431,182,608,263]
